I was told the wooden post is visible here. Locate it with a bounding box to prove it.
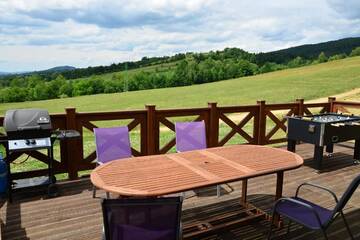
[296,98,304,116]
[328,97,336,113]
[146,105,157,155]
[140,115,147,156]
[257,100,266,145]
[208,102,219,147]
[65,107,79,180]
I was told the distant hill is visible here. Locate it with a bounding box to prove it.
[256,37,360,64]
[0,66,76,77]
[45,66,76,72]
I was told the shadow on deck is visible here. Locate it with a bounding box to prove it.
[0,143,359,240]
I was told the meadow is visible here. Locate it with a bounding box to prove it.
[2,56,360,178]
[0,56,359,114]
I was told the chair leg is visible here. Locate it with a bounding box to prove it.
[321,228,329,240]
[217,185,221,197]
[340,211,354,240]
[267,211,276,240]
[92,185,96,198]
[286,220,293,236]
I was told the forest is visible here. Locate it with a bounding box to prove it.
[0,38,360,103]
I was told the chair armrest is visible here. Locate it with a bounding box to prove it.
[295,182,339,203]
[273,197,323,227]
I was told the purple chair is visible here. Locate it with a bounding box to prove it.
[268,174,360,239]
[102,197,183,240]
[93,126,132,198]
[175,121,207,152]
[175,121,224,197]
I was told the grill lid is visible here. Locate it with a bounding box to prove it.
[4,109,52,139]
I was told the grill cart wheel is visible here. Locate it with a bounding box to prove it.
[48,184,58,198]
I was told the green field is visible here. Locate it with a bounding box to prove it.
[3,57,360,179]
[73,60,178,82]
[1,56,360,114]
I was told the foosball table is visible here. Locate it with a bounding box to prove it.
[287,113,360,170]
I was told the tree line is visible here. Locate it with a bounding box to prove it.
[0,46,360,103]
[255,37,360,65]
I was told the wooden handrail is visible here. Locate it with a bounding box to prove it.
[1,98,359,180]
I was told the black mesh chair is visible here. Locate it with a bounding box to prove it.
[102,197,183,240]
[268,174,360,239]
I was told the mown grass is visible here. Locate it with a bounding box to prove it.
[2,57,360,179]
[0,57,359,114]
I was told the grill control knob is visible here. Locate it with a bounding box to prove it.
[30,139,36,145]
[25,139,31,145]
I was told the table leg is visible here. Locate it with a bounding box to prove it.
[354,139,360,164]
[273,171,284,225]
[314,145,324,170]
[287,140,296,152]
[241,179,248,206]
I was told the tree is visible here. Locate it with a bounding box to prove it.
[31,82,50,100]
[10,76,26,87]
[318,52,328,63]
[0,87,28,102]
[288,56,305,68]
[173,60,189,86]
[259,62,280,73]
[328,53,347,61]
[47,75,66,98]
[350,47,360,57]
[59,82,73,97]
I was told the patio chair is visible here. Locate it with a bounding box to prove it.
[175,121,227,197]
[267,174,360,240]
[93,126,132,198]
[102,196,183,240]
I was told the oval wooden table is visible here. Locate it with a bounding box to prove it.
[91,144,303,238]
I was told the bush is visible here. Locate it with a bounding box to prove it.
[318,52,328,63]
[350,47,360,57]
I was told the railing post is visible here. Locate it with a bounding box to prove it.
[296,98,304,116]
[257,100,266,145]
[65,107,79,180]
[146,105,157,155]
[208,102,219,147]
[328,97,336,112]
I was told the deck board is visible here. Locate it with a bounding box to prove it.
[1,143,359,240]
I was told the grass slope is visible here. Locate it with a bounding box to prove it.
[73,61,178,82]
[1,56,360,114]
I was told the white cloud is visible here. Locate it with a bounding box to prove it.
[0,0,359,71]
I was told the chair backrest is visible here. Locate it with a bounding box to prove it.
[333,174,360,215]
[94,126,132,164]
[102,197,183,240]
[175,121,207,152]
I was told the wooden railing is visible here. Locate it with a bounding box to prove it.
[1,97,359,180]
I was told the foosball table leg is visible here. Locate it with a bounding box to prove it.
[354,139,360,164]
[326,144,334,157]
[287,140,296,152]
[314,145,324,170]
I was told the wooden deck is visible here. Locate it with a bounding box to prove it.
[1,143,359,240]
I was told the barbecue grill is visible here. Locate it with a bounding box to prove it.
[4,109,52,150]
[2,108,80,202]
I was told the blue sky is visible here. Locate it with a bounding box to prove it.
[0,0,359,72]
